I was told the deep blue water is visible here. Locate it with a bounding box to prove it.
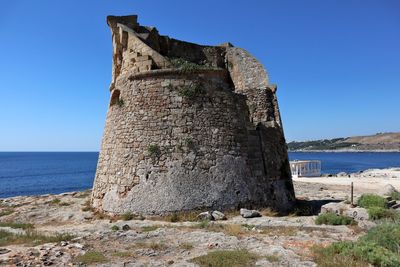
[0,152,98,198]
[289,152,400,174]
[0,152,399,198]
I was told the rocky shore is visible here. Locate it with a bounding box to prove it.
[1,169,399,266]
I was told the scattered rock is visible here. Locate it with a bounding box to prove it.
[240,208,261,218]
[197,211,213,221]
[337,172,348,177]
[73,243,84,249]
[320,202,347,215]
[211,211,226,220]
[0,248,11,255]
[344,207,369,221]
[122,224,131,231]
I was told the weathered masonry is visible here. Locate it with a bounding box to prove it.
[91,15,296,214]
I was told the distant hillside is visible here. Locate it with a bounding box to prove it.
[288,132,400,152]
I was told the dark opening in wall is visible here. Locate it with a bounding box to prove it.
[110,89,121,107]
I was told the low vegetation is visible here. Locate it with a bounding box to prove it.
[315,213,356,225]
[391,191,400,201]
[357,194,387,209]
[140,225,159,232]
[149,210,200,222]
[111,225,119,231]
[313,223,400,267]
[0,230,74,246]
[81,199,94,212]
[266,253,281,263]
[367,207,400,222]
[0,222,34,229]
[122,212,134,221]
[0,209,14,217]
[178,84,205,100]
[75,250,108,264]
[170,58,210,72]
[111,251,135,258]
[191,249,258,267]
[117,98,124,108]
[134,241,167,251]
[147,144,161,158]
[178,242,194,250]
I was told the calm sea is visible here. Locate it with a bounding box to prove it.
[289,152,400,174]
[0,152,399,198]
[0,152,98,198]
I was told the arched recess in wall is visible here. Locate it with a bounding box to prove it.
[109,89,121,107]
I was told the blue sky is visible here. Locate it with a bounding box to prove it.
[0,0,399,151]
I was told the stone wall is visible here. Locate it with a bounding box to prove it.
[92,15,295,215]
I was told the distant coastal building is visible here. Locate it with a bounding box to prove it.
[290,160,321,178]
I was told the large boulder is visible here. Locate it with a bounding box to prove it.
[240,208,261,218]
[378,184,398,196]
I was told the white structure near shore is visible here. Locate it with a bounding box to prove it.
[290,160,321,178]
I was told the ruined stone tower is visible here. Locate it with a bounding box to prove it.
[91,15,295,214]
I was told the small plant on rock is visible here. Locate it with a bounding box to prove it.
[178,85,205,100]
[117,98,124,107]
[111,225,119,231]
[147,144,161,158]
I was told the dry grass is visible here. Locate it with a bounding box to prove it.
[178,242,194,250]
[191,249,259,267]
[260,226,298,236]
[0,209,14,217]
[260,208,279,217]
[73,191,91,198]
[81,200,95,212]
[148,210,201,222]
[0,230,74,246]
[266,253,281,263]
[191,221,247,237]
[75,250,108,264]
[134,241,168,251]
[140,225,159,232]
[0,222,34,229]
[111,251,135,258]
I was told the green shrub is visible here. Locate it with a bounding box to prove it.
[368,207,400,221]
[360,224,400,253]
[314,223,400,267]
[111,225,119,231]
[314,241,400,267]
[391,191,400,200]
[357,194,387,209]
[315,213,356,225]
[191,249,258,267]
